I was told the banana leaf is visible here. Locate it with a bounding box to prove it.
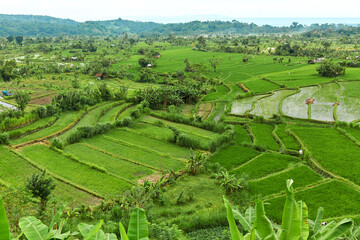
[19,216,48,240]
[254,199,277,240]
[279,179,301,240]
[0,196,9,240]
[78,220,105,240]
[119,222,129,240]
[127,207,149,240]
[299,201,309,240]
[223,196,243,240]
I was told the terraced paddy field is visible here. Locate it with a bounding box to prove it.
[310,83,339,122]
[4,43,360,232]
[282,86,318,119]
[265,180,360,221]
[290,125,360,186]
[250,89,296,118]
[337,81,360,123]
[231,95,267,115]
[250,123,280,151]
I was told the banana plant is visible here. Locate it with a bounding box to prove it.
[0,195,10,240]
[119,207,149,240]
[77,207,149,240]
[17,203,76,240]
[224,179,354,240]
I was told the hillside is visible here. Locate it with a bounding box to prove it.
[0,14,355,36]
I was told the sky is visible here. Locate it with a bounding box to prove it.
[1,0,360,23]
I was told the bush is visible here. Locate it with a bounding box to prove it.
[50,138,64,149]
[0,132,9,144]
[149,223,184,240]
[115,117,133,127]
[67,123,115,144]
[316,60,345,77]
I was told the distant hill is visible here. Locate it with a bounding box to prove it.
[0,14,353,37]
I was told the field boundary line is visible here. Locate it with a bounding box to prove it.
[244,124,256,144]
[249,165,299,182]
[308,84,321,120]
[102,135,187,163]
[10,117,58,140]
[333,81,342,122]
[262,179,332,201]
[288,128,360,193]
[50,147,136,186]
[10,102,110,148]
[8,147,104,198]
[116,104,135,120]
[246,92,273,115]
[279,88,301,116]
[231,152,265,172]
[97,101,124,122]
[80,143,162,171]
[141,119,214,140]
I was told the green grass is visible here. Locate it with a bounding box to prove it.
[242,78,280,94]
[230,152,299,179]
[0,146,98,205]
[8,116,57,139]
[21,145,132,196]
[116,105,136,119]
[129,123,174,141]
[0,146,39,187]
[291,125,360,185]
[104,128,192,159]
[97,101,128,123]
[265,180,360,222]
[250,123,280,151]
[248,165,323,197]
[10,110,85,145]
[202,85,229,101]
[149,174,227,232]
[233,125,252,144]
[82,136,186,171]
[275,124,299,150]
[142,115,220,139]
[64,143,154,181]
[57,102,117,143]
[208,145,261,170]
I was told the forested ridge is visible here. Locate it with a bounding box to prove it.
[0,14,356,36]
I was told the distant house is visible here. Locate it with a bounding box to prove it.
[147,64,152,68]
[314,58,325,63]
[308,58,325,64]
[155,53,161,59]
[95,73,108,80]
[70,57,78,61]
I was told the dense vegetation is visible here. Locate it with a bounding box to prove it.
[1,20,360,239]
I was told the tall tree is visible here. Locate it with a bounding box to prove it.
[14,91,31,111]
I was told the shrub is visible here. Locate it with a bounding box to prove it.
[0,132,9,144]
[316,60,345,77]
[115,117,133,127]
[50,138,64,149]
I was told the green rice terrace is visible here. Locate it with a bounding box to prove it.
[2,32,360,239]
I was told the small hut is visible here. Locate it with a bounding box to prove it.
[305,97,314,104]
[95,73,108,80]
